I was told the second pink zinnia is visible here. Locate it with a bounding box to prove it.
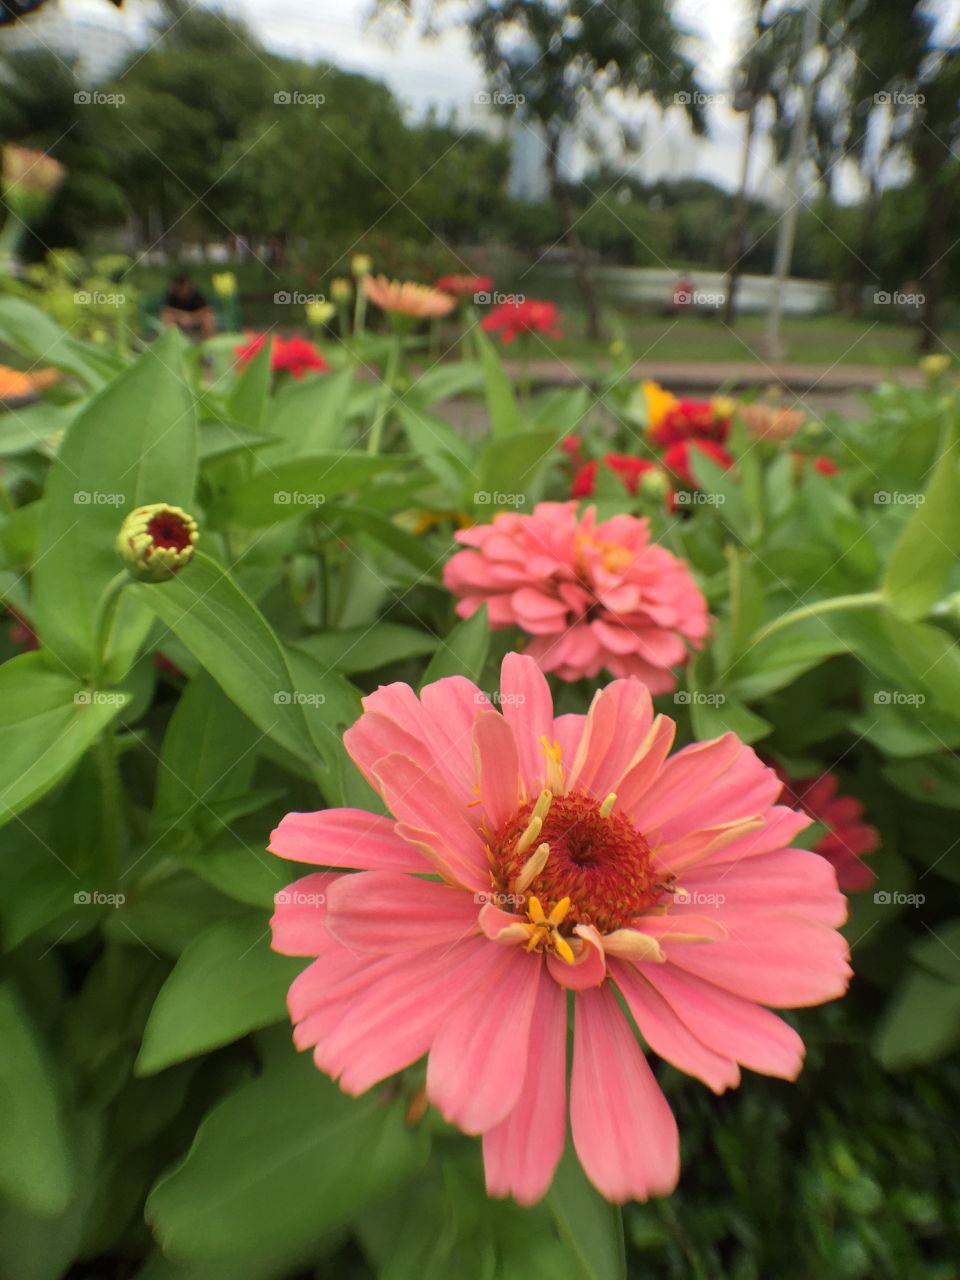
[443,500,710,688]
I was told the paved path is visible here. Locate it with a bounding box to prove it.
[504,359,924,393]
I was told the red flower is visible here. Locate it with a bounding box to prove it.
[571,460,598,498]
[560,434,584,459]
[813,456,839,476]
[481,299,561,344]
[435,274,493,297]
[651,399,731,448]
[663,439,734,489]
[604,453,656,496]
[235,333,329,379]
[776,769,879,892]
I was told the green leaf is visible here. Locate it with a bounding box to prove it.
[224,453,405,526]
[130,553,314,764]
[0,983,73,1215]
[136,915,300,1074]
[32,327,198,679]
[146,1052,429,1259]
[477,327,521,436]
[420,606,489,687]
[326,504,441,576]
[394,401,474,498]
[263,368,354,459]
[152,672,259,835]
[0,652,130,827]
[547,1146,626,1280]
[883,424,960,619]
[473,429,559,511]
[0,296,106,388]
[226,337,272,429]
[875,922,960,1069]
[691,692,771,745]
[295,623,438,675]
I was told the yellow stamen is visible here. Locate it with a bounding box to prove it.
[532,788,553,823]
[553,934,575,964]
[599,792,616,819]
[521,895,575,963]
[540,736,565,792]
[547,896,571,927]
[511,840,550,894]
[514,814,543,858]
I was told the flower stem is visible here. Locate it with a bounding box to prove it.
[367,330,402,456]
[751,590,885,647]
[90,571,131,687]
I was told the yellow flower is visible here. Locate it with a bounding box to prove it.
[642,379,679,434]
[351,254,372,277]
[211,271,237,299]
[305,299,335,326]
[330,277,353,302]
[920,354,950,379]
[712,395,736,420]
[608,339,625,357]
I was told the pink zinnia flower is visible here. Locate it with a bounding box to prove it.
[481,298,561,343]
[443,501,709,688]
[776,769,879,892]
[269,654,851,1205]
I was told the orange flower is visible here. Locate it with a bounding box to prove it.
[738,403,806,442]
[0,364,57,400]
[363,275,456,319]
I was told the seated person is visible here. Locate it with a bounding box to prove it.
[160,273,215,338]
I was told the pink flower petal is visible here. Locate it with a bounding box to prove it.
[632,734,743,832]
[499,652,556,785]
[318,937,489,1093]
[324,870,481,952]
[372,753,488,891]
[614,716,676,814]
[269,808,427,873]
[270,871,339,955]
[567,679,654,798]
[571,984,680,1202]
[483,974,567,1205]
[684,848,847,926]
[427,946,543,1133]
[610,959,740,1094]
[663,913,851,1007]
[642,964,805,1079]
[547,923,606,989]
[473,710,522,829]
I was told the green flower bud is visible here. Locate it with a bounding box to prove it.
[117,503,198,581]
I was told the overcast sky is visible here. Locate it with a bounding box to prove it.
[67,0,960,198]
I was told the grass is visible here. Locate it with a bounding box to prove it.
[124,260,954,371]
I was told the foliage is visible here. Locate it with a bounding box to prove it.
[0,269,959,1280]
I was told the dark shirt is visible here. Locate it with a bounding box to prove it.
[163,286,208,312]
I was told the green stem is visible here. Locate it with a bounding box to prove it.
[353,287,367,337]
[367,329,403,456]
[751,590,885,647]
[95,729,123,887]
[90,571,131,687]
[519,331,531,406]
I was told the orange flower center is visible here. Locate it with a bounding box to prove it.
[491,792,664,933]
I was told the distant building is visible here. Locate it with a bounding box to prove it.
[0,0,149,83]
